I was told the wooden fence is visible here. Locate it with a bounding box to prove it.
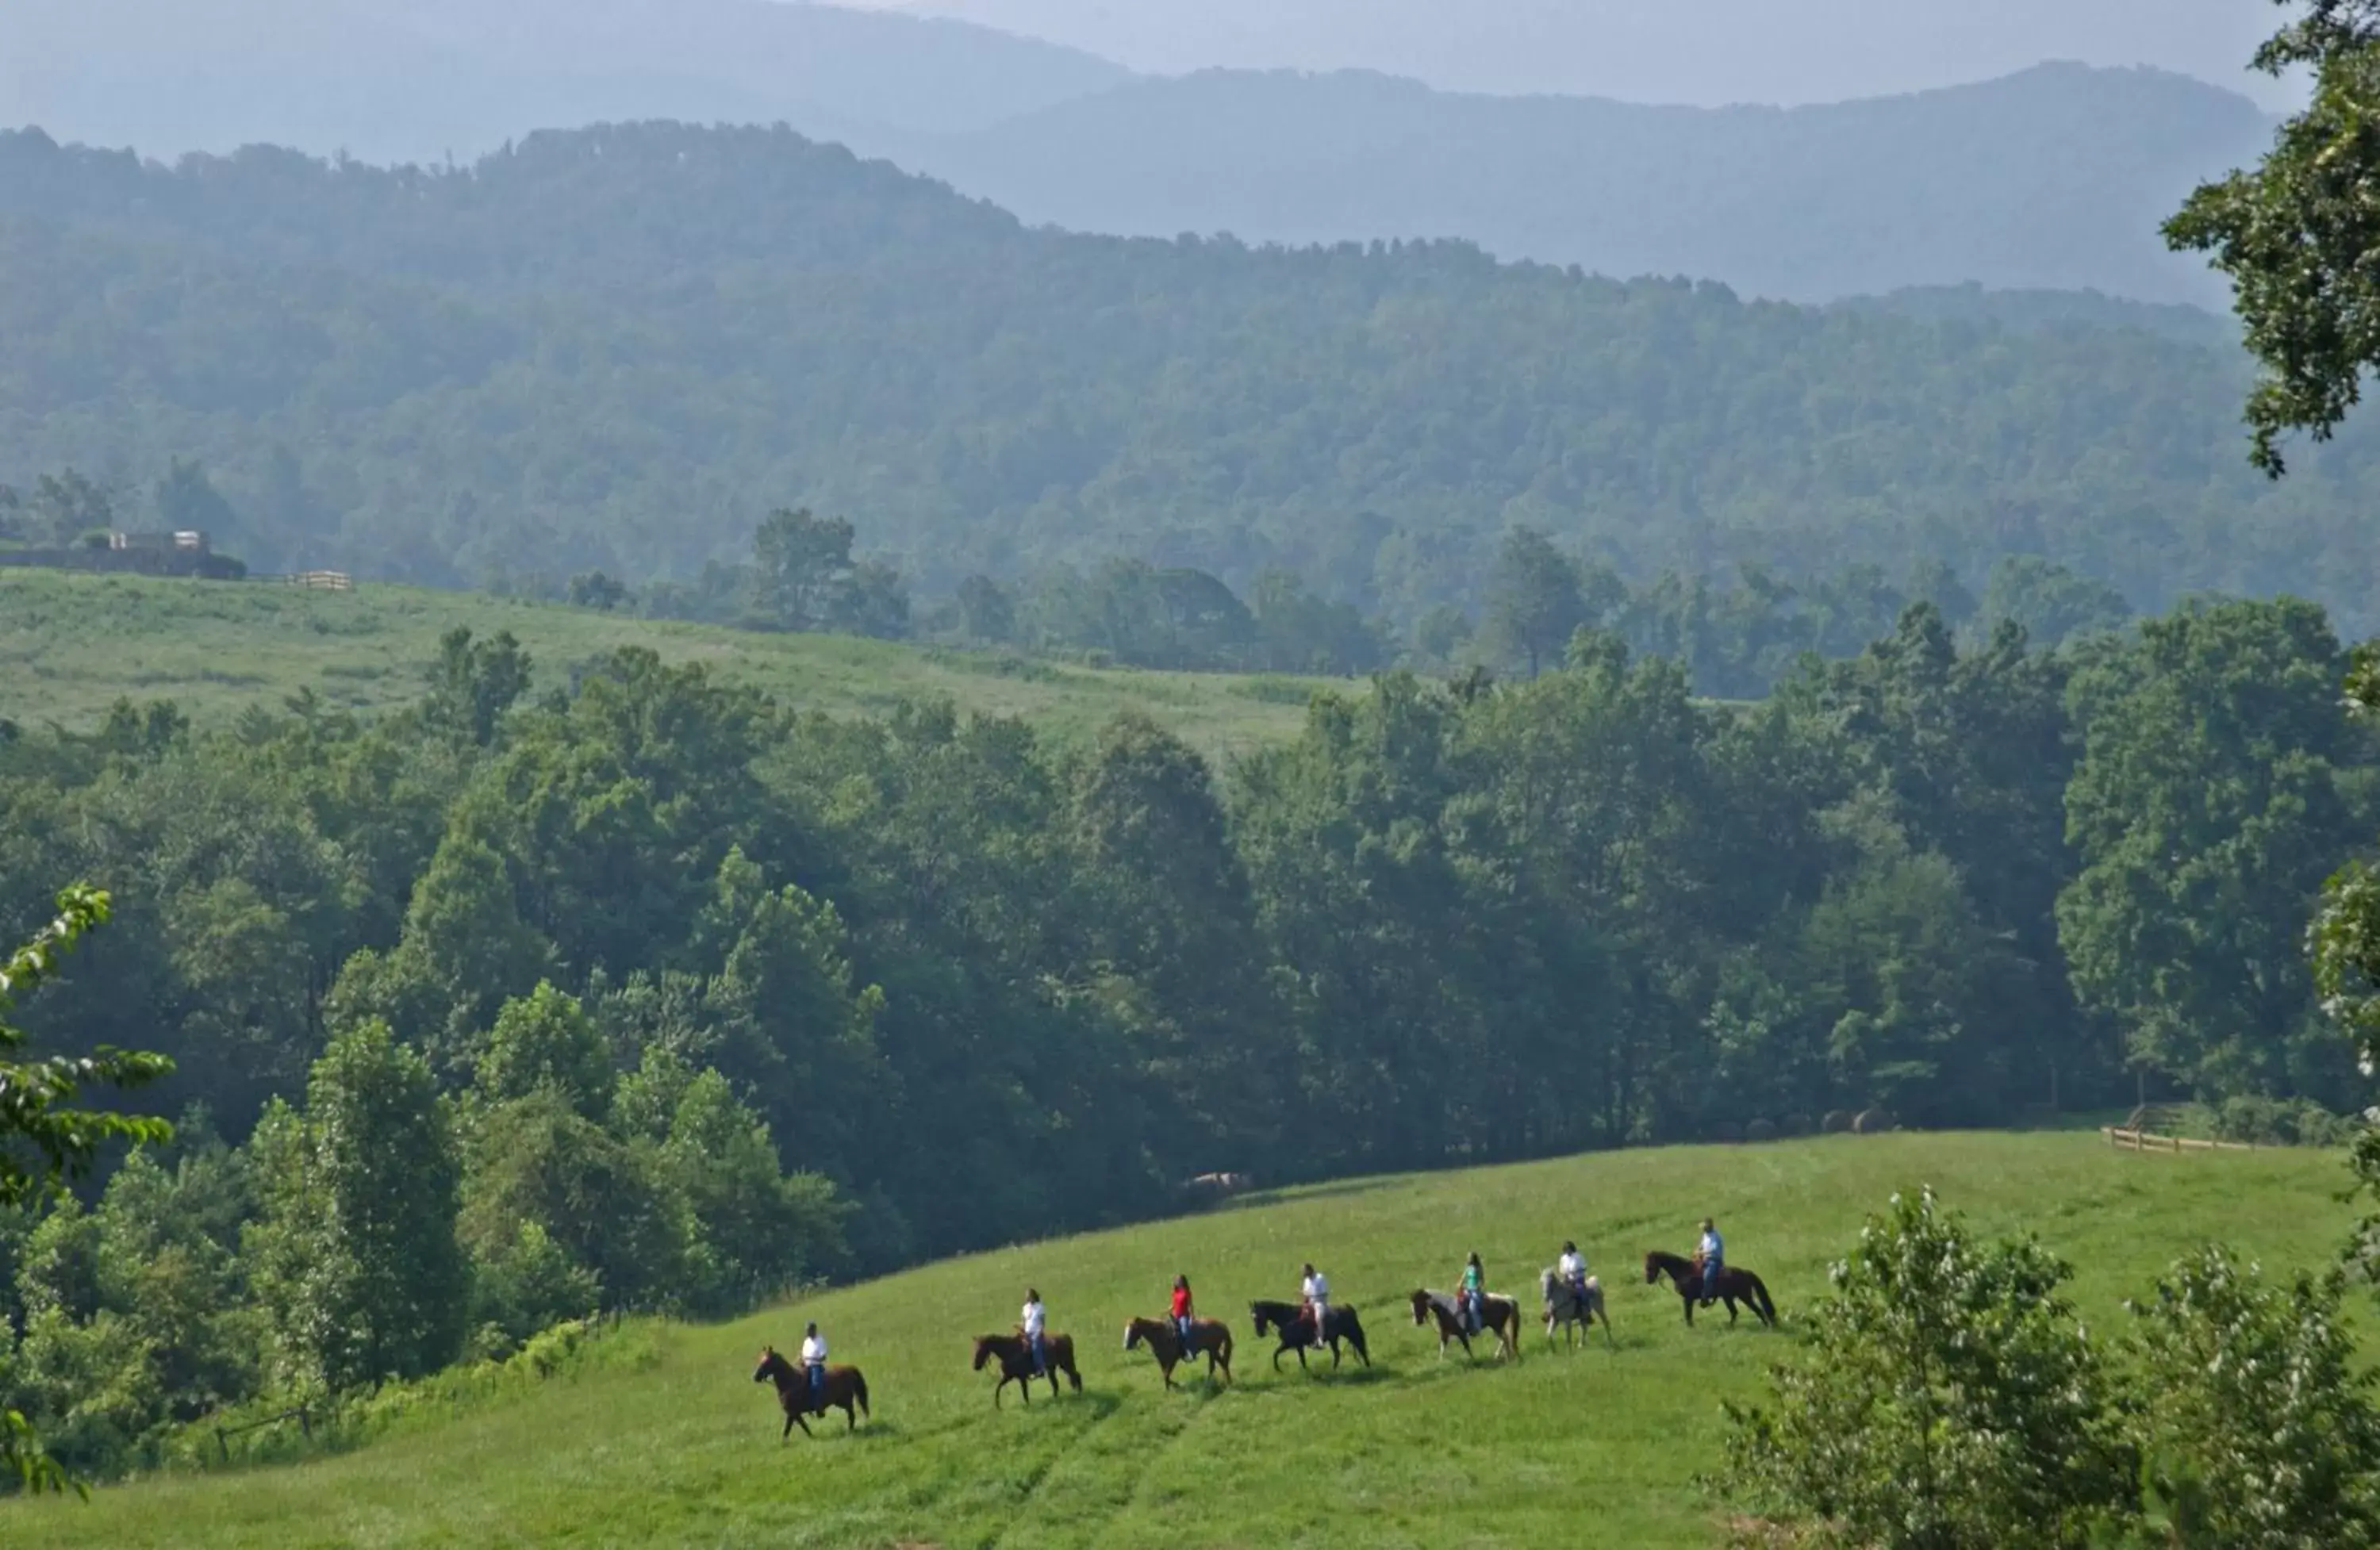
[2102,1126,2254,1155]
[256,570,353,591]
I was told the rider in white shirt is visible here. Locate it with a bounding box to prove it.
[1697,1218,1725,1307]
[1021,1288,1046,1375]
[799,1321,827,1403]
[1300,1262,1330,1345]
[1557,1240,1589,1301]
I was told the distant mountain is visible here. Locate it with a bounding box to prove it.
[877,0,2294,112]
[3,121,2371,635]
[858,63,2273,306]
[0,0,1130,163]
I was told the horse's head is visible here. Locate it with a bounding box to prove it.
[1123,1320,1145,1352]
[753,1345,781,1383]
[971,1336,996,1371]
[1408,1288,1433,1326]
[1643,1253,1664,1285]
[1539,1268,1556,1295]
[1250,1303,1273,1337]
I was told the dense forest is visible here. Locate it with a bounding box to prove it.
[3,122,2378,636]
[2,588,2371,1474]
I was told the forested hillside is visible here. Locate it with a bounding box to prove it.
[2,589,2370,1475]
[2,122,2374,634]
[869,63,2271,307]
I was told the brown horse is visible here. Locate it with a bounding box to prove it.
[973,1329,1083,1407]
[1643,1249,1777,1328]
[1409,1287,1522,1361]
[1123,1315,1234,1390]
[754,1345,870,1437]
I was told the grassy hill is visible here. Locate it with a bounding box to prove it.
[0,571,1329,760]
[4,1130,2359,1548]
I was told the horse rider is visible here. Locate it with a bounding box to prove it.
[1458,1251,1486,1333]
[1171,1273,1196,1354]
[799,1319,827,1406]
[1696,1217,1725,1307]
[1300,1261,1330,1346]
[1557,1240,1589,1311]
[1021,1287,1047,1376]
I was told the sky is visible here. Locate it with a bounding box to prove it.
[858,0,2305,110]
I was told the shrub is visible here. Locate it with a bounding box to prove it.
[1710,1120,1745,1143]
[1781,1114,1812,1137]
[2121,1248,2380,1548]
[1745,1119,1779,1143]
[1821,1111,1853,1134]
[1719,1187,2131,1549]
[1852,1107,1896,1134]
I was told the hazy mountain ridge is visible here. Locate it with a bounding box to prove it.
[855,63,2272,305]
[0,0,1131,163]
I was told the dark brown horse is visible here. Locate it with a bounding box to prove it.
[973,1329,1083,1407]
[1123,1315,1234,1390]
[1409,1287,1522,1361]
[754,1345,870,1437]
[1643,1250,1777,1328]
[1250,1299,1371,1372]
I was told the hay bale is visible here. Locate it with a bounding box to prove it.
[1821,1110,1854,1134]
[1853,1107,1897,1134]
[1745,1118,1779,1143]
[1710,1119,1745,1143]
[1781,1113,1813,1137]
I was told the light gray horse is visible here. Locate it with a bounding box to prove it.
[1540,1267,1614,1350]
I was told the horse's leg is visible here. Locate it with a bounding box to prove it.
[1725,1297,1741,1326]
[782,1410,796,1441]
[994,1374,1008,1409]
[844,1398,857,1432]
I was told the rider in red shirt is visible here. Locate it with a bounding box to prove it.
[1171,1274,1196,1353]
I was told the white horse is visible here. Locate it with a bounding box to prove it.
[1540,1267,1614,1350]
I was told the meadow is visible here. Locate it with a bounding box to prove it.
[3,1130,2361,1550]
[0,572,1330,761]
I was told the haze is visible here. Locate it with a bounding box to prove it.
[873,0,2301,110]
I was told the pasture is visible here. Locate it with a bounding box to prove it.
[4,1130,2361,1549]
[0,572,1330,761]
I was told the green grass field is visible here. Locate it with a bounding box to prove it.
[4,1131,2362,1549]
[0,572,1333,762]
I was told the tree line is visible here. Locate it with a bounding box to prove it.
[1,585,2371,1476]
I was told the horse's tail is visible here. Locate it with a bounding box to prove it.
[1344,1306,1369,1363]
[1748,1272,1776,1325]
[854,1369,870,1417]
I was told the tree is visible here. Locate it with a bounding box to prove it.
[1721,1187,2131,1549]
[1482,527,1592,679]
[2059,599,2363,1103]
[421,627,532,747]
[955,574,1016,643]
[747,508,905,637]
[2167,2,2380,472]
[0,886,172,1494]
[474,982,612,1117]
[247,1020,468,1393]
[2310,640,2380,1288]
[152,458,237,543]
[2121,1247,2380,1548]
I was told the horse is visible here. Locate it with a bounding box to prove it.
[1643,1249,1777,1328]
[1249,1300,1371,1372]
[973,1329,1083,1407]
[1409,1287,1522,1362]
[754,1345,870,1437]
[1538,1267,1615,1351]
[1123,1315,1234,1390]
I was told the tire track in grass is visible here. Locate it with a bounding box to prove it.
[990,1376,1222,1549]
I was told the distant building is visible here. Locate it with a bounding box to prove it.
[108,530,211,553]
